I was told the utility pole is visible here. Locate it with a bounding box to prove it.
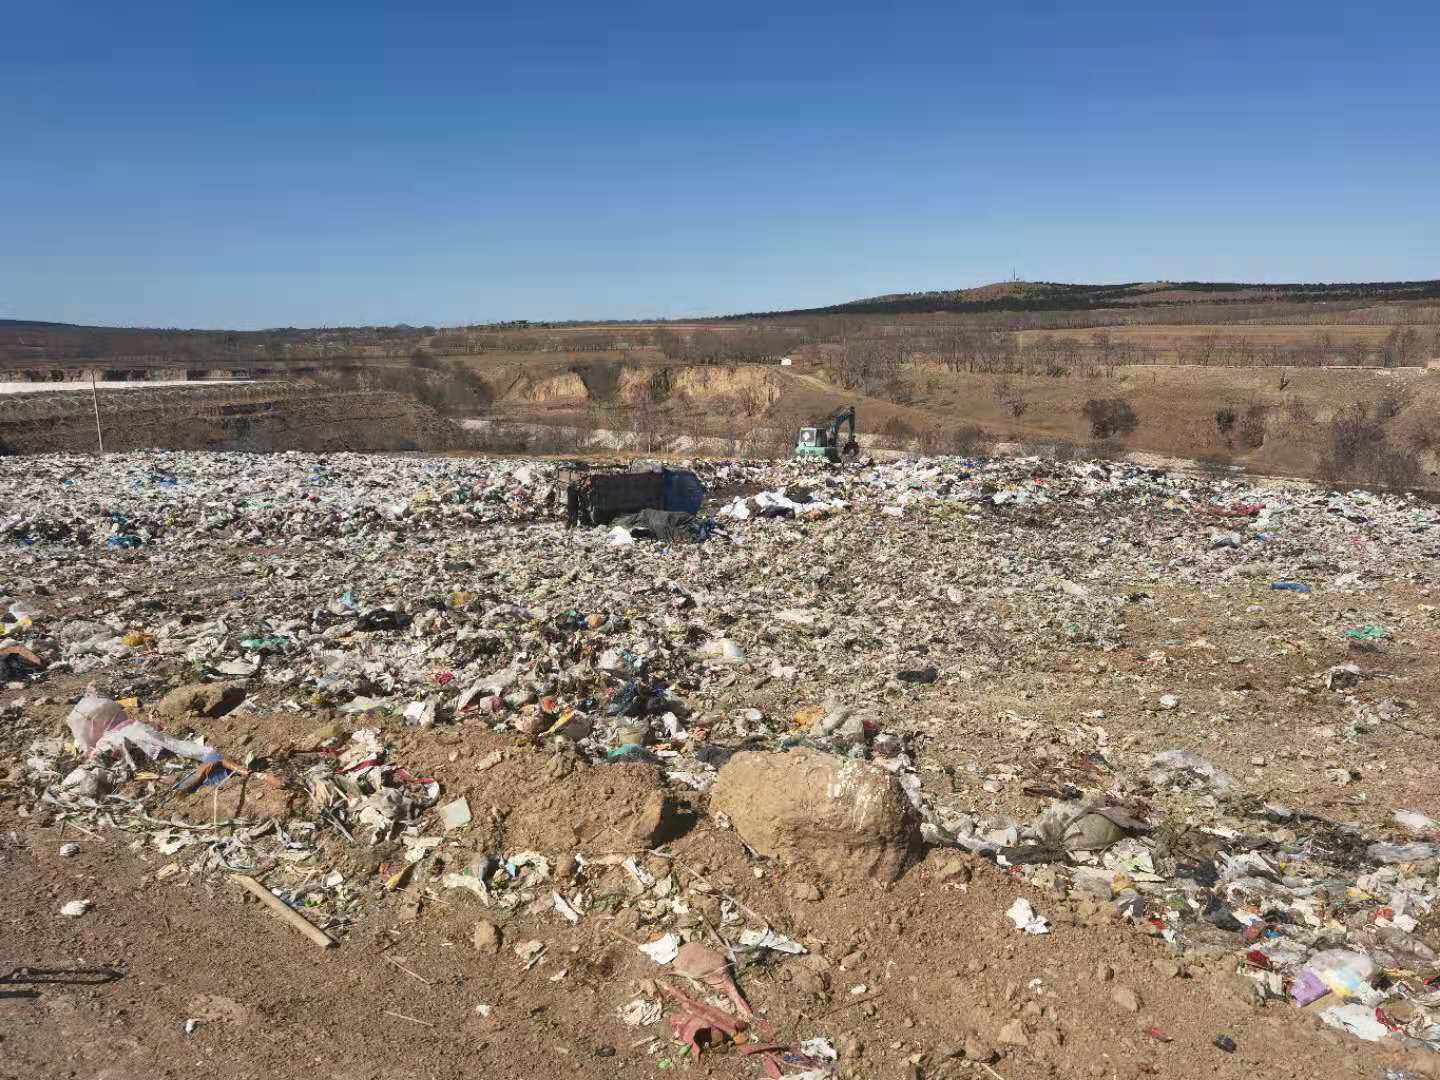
[90,371,105,455]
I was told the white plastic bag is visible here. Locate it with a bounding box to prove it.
[66,690,130,753]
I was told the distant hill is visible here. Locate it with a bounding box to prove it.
[6,277,1440,365]
[729,279,1440,318]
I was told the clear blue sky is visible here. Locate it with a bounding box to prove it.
[3,1,1436,328]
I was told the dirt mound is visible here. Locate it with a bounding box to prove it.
[445,748,691,853]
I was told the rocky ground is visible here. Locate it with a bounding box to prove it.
[3,450,1440,1080]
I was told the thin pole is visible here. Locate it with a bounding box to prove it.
[90,372,105,455]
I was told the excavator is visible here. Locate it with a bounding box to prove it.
[793,405,859,463]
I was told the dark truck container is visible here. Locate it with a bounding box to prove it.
[563,466,704,527]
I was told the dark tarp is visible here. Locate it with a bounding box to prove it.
[660,469,705,514]
[611,509,716,543]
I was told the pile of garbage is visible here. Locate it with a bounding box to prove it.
[5,448,1440,1068]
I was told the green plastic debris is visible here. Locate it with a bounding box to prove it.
[1343,625,1387,642]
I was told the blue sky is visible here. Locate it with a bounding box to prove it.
[2,1,1437,328]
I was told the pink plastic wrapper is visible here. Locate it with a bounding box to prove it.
[65,691,131,753]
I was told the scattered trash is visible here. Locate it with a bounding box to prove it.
[638,933,681,965]
[661,983,748,1057]
[1149,749,1235,794]
[438,798,472,832]
[620,997,663,1027]
[738,928,807,954]
[1321,1003,1391,1042]
[1302,949,1378,1000]
[6,449,1440,1066]
[1394,810,1440,837]
[674,941,752,1019]
[551,892,582,924]
[1326,662,1363,690]
[1006,897,1050,935]
[59,899,91,917]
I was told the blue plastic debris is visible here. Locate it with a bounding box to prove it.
[1270,581,1311,594]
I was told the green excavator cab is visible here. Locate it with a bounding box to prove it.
[793,406,858,463]
[794,426,826,458]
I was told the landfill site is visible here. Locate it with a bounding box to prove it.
[5,449,1440,1080]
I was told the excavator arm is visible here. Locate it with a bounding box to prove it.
[825,406,859,457]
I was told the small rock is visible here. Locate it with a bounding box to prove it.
[1095,961,1115,983]
[930,852,972,884]
[471,919,502,955]
[788,880,823,902]
[1158,693,1179,710]
[60,899,91,917]
[998,1020,1029,1047]
[1213,1035,1236,1053]
[788,965,829,997]
[1111,986,1141,1013]
[897,665,939,684]
[1399,1051,1440,1079]
[158,681,245,719]
[963,1034,997,1063]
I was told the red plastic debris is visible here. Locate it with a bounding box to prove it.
[659,984,748,1057]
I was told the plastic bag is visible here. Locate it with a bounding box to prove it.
[1303,949,1377,998]
[94,721,211,762]
[1149,749,1236,794]
[66,691,131,753]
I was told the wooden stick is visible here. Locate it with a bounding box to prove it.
[60,818,103,841]
[386,954,433,986]
[814,990,882,1019]
[384,1009,434,1028]
[232,874,337,949]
